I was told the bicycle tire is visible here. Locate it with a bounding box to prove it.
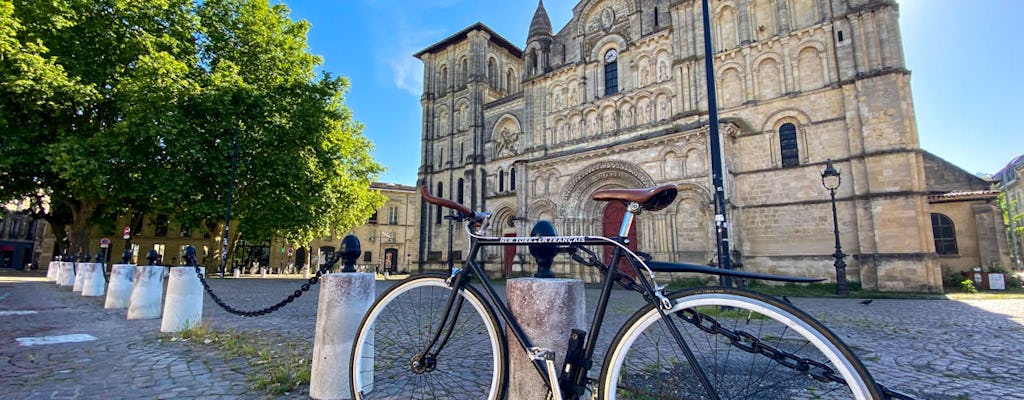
[600,287,882,399]
[349,274,508,399]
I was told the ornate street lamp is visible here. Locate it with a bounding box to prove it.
[821,159,849,296]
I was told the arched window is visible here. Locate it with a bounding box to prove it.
[435,182,443,225]
[779,123,799,167]
[488,58,498,88]
[510,167,517,191]
[461,58,469,84]
[439,65,448,91]
[457,178,465,204]
[498,169,505,192]
[604,49,619,96]
[931,213,959,255]
[507,69,515,92]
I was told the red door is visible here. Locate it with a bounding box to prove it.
[503,233,516,277]
[603,202,638,278]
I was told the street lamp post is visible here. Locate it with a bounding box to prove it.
[821,159,849,296]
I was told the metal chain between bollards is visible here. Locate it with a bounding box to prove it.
[191,253,342,317]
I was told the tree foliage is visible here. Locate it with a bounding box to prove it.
[1,0,384,256]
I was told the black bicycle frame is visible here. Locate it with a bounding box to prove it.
[427,213,821,398]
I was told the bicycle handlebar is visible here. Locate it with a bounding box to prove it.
[420,186,475,218]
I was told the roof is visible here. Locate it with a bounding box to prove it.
[927,190,1001,203]
[371,182,417,192]
[528,1,553,41]
[413,22,523,59]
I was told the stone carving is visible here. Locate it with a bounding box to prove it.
[658,59,670,81]
[601,7,615,31]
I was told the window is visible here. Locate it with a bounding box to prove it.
[154,214,168,237]
[510,167,517,191]
[498,170,505,192]
[506,69,515,92]
[369,211,378,224]
[435,182,443,225]
[461,58,469,83]
[604,50,619,96]
[179,226,192,238]
[779,123,799,168]
[364,251,372,262]
[388,206,398,225]
[488,58,498,87]
[439,66,448,90]
[427,251,442,261]
[450,250,463,262]
[931,213,959,255]
[457,178,465,204]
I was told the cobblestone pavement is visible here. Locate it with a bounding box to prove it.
[2,268,1023,399]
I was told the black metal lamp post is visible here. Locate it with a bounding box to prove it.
[821,159,849,296]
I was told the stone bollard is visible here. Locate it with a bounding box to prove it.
[46,261,60,281]
[105,264,137,309]
[309,273,375,400]
[81,263,107,297]
[72,263,88,292]
[127,265,167,320]
[57,261,76,288]
[506,278,586,400]
[161,266,205,332]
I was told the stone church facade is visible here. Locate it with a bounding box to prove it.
[416,0,945,292]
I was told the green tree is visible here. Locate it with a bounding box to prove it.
[1,0,383,261]
[158,0,384,266]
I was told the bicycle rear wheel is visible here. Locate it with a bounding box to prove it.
[600,287,881,399]
[349,274,507,400]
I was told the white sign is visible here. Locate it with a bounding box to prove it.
[989,273,1006,290]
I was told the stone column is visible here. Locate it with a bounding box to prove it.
[57,261,75,287]
[310,273,375,400]
[46,261,59,281]
[105,264,137,309]
[81,263,106,297]
[127,265,167,320]
[161,266,205,332]
[506,278,586,400]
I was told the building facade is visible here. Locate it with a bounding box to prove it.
[923,153,1012,273]
[46,183,419,275]
[994,155,1024,267]
[416,0,948,291]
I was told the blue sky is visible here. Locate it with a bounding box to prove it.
[282,0,1023,185]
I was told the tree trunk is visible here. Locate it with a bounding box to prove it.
[67,200,99,259]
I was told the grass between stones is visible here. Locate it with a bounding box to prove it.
[161,323,311,396]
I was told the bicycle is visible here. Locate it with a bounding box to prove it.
[349,184,905,399]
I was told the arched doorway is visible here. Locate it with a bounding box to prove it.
[603,202,637,278]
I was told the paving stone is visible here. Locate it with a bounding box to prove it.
[3,268,1023,399]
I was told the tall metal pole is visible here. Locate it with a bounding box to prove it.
[701,0,732,286]
[220,127,239,278]
[829,187,849,296]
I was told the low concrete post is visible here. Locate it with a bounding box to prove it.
[72,253,90,292]
[81,262,107,297]
[105,264,137,309]
[310,235,372,400]
[161,246,204,332]
[127,265,167,320]
[46,260,60,281]
[57,260,76,287]
[506,278,586,400]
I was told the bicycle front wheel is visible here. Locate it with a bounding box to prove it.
[601,287,881,399]
[349,274,507,400]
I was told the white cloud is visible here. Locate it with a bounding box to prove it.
[388,54,423,96]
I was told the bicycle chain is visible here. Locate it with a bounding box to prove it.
[191,254,341,317]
